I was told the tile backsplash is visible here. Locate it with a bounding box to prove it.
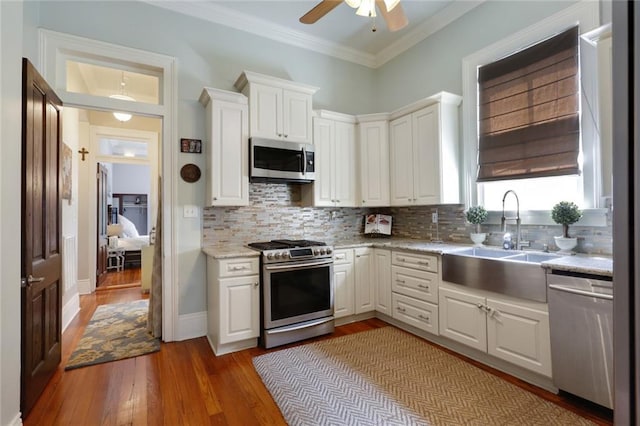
[202,183,612,255]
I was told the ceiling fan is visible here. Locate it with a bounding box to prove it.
[300,0,409,32]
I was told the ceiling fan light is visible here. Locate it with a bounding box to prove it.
[356,0,375,17]
[345,0,361,8]
[383,0,400,11]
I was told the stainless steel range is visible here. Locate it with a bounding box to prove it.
[248,239,335,349]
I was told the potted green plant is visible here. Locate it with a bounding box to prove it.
[551,201,582,253]
[466,206,488,246]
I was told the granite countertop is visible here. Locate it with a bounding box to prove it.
[202,244,260,259]
[540,255,613,277]
[202,238,613,277]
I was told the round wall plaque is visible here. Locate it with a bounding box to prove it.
[180,163,201,183]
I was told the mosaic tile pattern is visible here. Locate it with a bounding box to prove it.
[202,184,612,255]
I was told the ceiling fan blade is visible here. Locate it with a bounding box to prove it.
[300,0,342,24]
[376,0,408,32]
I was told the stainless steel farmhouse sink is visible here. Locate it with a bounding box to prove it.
[442,248,565,302]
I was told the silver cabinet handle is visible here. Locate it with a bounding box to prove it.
[418,314,430,322]
[397,257,406,262]
[396,279,405,283]
[254,282,259,287]
[418,284,429,289]
[549,284,614,300]
[417,261,430,266]
[396,306,406,312]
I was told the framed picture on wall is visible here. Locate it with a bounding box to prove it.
[180,138,202,154]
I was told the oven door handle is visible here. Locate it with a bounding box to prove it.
[265,317,334,335]
[264,259,333,271]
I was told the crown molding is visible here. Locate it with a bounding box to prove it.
[143,1,483,69]
[144,1,377,68]
[375,0,485,67]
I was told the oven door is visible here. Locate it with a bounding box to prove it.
[263,258,334,330]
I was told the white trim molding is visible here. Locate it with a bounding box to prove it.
[461,1,600,208]
[144,0,483,69]
[176,311,207,342]
[77,278,91,295]
[62,293,80,333]
[39,29,179,342]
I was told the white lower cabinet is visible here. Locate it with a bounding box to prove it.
[373,249,392,316]
[439,283,552,377]
[334,247,377,319]
[333,249,355,318]
[206,256,260,355]
[391,251,439,335]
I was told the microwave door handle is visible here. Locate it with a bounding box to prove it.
[302,148,307,175]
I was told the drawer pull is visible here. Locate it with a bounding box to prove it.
[230,265,248,271]
[418,284,429,289]
[418,314,430,322]
[417,261,430,266]
[396,306,406,313]
[254,282,259,287]
[397,257,406,262]
[396,279,406,284]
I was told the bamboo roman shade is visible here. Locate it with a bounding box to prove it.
[477,26,580,182]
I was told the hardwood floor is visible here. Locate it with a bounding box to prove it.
[24,288,613,425]
[97,267,142,291]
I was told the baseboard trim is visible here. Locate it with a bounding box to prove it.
[10,412,23,426]
[77,278,91,295]
[176,311,207,341]
[62,293,80,333]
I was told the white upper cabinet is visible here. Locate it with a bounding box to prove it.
[302,111,357,207]
[357,114,390,207]
[389,92,462,206]
[235,71,318,144]
[199,87,249,206]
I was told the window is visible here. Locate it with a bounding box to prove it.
[461,2,604,215]
[477,26,580,182]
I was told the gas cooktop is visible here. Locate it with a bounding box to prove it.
[248,239,327,251]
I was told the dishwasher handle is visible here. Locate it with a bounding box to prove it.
[549,284,613,301]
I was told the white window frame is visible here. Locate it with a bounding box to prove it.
[40,29,179,341]
[461,1,608,226]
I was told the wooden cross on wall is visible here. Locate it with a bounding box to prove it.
[78,147,89,161]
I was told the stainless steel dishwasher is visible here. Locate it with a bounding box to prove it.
[547,271,613,409]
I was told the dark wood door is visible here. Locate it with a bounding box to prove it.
[97,163,108,285]
[21,58,63,417]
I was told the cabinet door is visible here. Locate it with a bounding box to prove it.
[438,286,487,352]
[209,99,249,206]
[412,105,440,205]
[389,115,414,206]
[219,275,260,344]
[283,89,313,143]
[359,121,390,207]
[333,121,357,207]
[334,262,354,318]
[374,249,392,316]
[354,247,375,314]
[250,83,282,139]
[486,298,552,377]
[312,117,335,207]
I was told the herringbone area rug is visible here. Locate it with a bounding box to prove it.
[253,327,595,426]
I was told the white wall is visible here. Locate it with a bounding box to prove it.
[111,163,150,195]
[1,1,24,424]
[61,107,80,328]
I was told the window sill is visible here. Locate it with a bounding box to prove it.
[485,209,610,227]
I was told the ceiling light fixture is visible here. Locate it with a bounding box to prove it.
[109,71,135,122]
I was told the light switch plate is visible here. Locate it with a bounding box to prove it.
[183,205,199,218]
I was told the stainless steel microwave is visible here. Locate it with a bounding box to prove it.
[250,138,315,183]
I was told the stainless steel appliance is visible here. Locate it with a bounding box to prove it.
[250,138,315,183]
[547,271,614,409]
[248,239,334,348]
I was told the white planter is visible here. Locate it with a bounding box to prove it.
[554,236,577,253]
[470,233,487,246]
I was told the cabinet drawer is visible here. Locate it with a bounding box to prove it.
[333,249,354,265]
[392,293,439,335]
[391,265,438,304]
[218,257,259,278]
[392,251,438,272]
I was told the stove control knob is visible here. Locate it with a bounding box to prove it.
[314,249,320,255]
[326,248,332,255]
[319,248,326,255]
[266,253,274,260]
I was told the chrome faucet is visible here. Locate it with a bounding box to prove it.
[501,190,521,250]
